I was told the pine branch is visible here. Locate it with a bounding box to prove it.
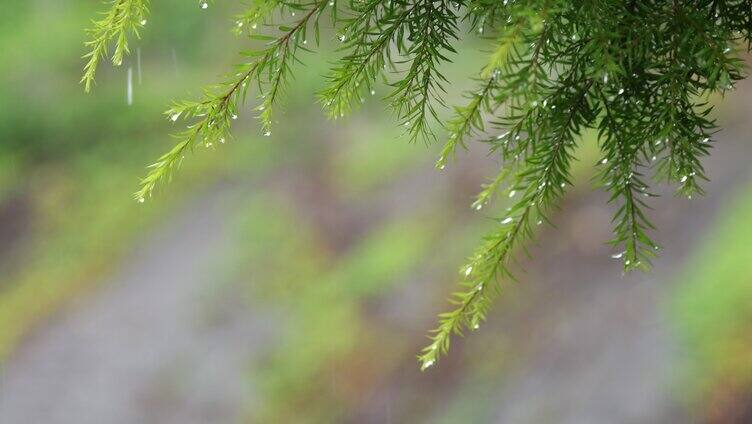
[81,0,149,92]
[387,0,459,143]
[319,0,410,117]
[134,0,328,201]
[78,0,752,370]
[419,78,595,369]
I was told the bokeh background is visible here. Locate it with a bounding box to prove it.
[1,1,752,423]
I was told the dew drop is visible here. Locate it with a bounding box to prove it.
[263,130,271,137]
[370,89,376,95]
[171,112,181,122]
[465,266,473,276]
[140,19,147,25]
[501,217,513,224]
[611,252,624,259]
[601,158,608,164]
[680,175,688,183]
[138,197,145,203]
[200,1,208,9]
[231,114,238,120]
[509,190,516,198]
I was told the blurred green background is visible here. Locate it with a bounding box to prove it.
[1,1,752,423]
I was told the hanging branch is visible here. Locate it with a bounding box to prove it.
[81,0,751,369]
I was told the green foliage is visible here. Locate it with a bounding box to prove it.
[82,0,749,369]
[672,182,752,405]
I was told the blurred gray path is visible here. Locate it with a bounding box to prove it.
[0,188,273,424]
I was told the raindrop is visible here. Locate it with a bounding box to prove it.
[171,48,179,76]
[611,252,624,259]
[140,19,147,26]
[171,112,181,122]
[138,197,145,203]
[501,217,513,224]
[465,266,473,276]
[200,1,208,9]
[264,130,271,137]
[126,66,133,105]
[136,47,142,85]
[252,23,257,29]
[473,323,480,330]
[680,175,688,183]
[509,190,516,198]
[601,158,608,164]
[231,114,238,120]
[617,88,624,95]
[370,89,376,95]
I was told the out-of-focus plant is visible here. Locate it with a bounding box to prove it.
[672,182,752,418]
[82,0,749,369]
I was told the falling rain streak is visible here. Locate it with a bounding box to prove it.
[172,48,179,77]
[126,67,133,106]
[137,47,142,85]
